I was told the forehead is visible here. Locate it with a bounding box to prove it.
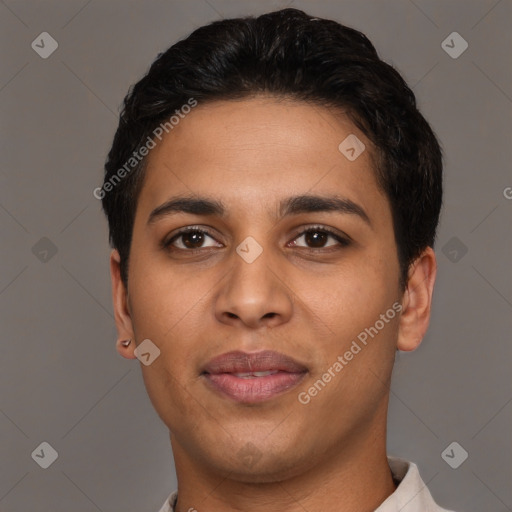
[137,96,388,222]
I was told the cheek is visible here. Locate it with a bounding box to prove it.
[127,254,211,381]
[140,359,198,436]
[308,254,397,336]
[128,253,206,340]
[129,265,206,427]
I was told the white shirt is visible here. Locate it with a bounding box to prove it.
[157,456,455,512]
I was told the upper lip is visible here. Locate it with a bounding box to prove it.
[202,350,308,374]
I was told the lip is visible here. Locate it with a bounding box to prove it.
[202,350,308,374]
[201,350,308,403]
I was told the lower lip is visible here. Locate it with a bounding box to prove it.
[203,371,306,403]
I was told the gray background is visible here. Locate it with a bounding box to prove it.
[1,0,511,510]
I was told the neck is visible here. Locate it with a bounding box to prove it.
[170,418,396,512]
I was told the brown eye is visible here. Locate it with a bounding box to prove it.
[290,227,350,250]
[164,228,221,251]
[181,231,206,249]
[304,230,329,248]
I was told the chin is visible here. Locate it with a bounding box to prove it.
[226,461,306,484]
[207,444,313,484]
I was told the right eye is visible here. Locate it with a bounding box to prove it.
[162,227,223,251]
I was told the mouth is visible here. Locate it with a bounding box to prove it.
[201,350,308,404]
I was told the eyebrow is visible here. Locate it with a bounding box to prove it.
[147,194,372,227]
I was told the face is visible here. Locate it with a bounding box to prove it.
[111,96,430,483]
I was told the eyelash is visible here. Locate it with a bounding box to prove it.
[161,225,351,253]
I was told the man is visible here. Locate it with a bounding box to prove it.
[100,8,453,512]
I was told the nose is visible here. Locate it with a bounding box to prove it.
[214,243,294,330]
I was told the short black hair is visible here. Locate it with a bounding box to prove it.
[101,8,443,291]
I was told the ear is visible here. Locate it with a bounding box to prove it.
[110,249,137,359]
[397,247,437,352]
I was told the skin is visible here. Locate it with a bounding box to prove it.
[110,96,436,512]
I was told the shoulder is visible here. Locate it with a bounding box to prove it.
[380,456,457,512]
[156,490,178,512]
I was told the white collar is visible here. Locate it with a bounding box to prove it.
[158,456,454,512]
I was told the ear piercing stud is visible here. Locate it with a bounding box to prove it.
[120,339,131,347]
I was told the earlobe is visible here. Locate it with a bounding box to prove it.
[396,247,437,352]
[110,249,137,359]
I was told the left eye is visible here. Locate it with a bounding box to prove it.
[290,228,350,249]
